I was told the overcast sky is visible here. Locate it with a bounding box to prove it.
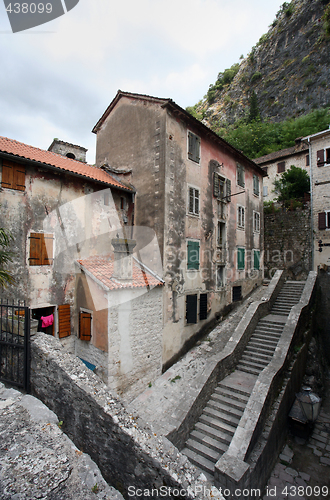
[0,0,284,163]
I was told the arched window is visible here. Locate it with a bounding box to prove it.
[66,152,75,159]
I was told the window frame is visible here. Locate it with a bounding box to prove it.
[277,161,285,174]
[237,247,245,271]
[187,130,201,164]
[237,163,245,188]
[317,148,330,167]
[1,160,26,191]
[253,174,260,196]
[187,239,200,270]
[318,211,330,230]
[188,186,200,216]
[216,265,226,289]
[29,232,54,266]
[253,249,261,270]
[237,205,245,230]
[253,211,260,233]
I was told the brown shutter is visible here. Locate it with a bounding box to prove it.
[319,212,326,230]
[213,172,219,197]
[226,179,231,201]
[317,150,324,167]
[58,304,71,338]
[14,165,26,191]
[41,234,54,265]
[29,233,42,265]
[277,161,285,173]
[79,311,91,341]
[2,163,14,188]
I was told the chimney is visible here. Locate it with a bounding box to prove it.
[111,238,136,281]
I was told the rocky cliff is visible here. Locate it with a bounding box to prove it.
[195,0,330,129]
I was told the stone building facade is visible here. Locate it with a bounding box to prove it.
[254,138,309,202]
[302,128,330,269]
[92,91,266,369]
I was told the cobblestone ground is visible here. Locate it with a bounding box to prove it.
[263,377,330,500]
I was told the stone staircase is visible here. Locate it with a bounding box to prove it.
[181,279,306,479]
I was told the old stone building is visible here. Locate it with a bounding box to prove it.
[302,128,330,269]
[93,91,266,369]
[254,138,309,201]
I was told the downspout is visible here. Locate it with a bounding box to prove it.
[308,137,314,271]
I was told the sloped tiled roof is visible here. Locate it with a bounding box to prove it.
[0,136,132,191]
[253,143,308,165]
[76,255,164,290]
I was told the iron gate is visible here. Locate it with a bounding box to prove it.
[0,299,30,391]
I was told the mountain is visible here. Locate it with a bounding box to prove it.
[192,0,330,131]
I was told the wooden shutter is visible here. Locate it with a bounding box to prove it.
[79,311,91,341]
[226,179,231,201]
[2,163,14,189]
[213,172,219,197]
[199,293,207,320]
[277,161,285,173]
[186,294,197,324]
[254,250,260,270]
[237,248,245,270]
[41,234,54,265]
[188,132,200,163]
[58,304,71,338]
[306,154,309,167]
[187,241,199,270]
[14,165,25,191]
[317,150,324,167]
[29,233,42,265]
[319,212,326,230]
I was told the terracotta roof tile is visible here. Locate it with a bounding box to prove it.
[0,136,132,191]
[77,255,164,290]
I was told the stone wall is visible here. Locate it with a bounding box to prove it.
[264,207,311,280]
[30,333,222,500]
[315,268,330,365]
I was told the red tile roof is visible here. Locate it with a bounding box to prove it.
[76,255,164,290]
[0,136,132,191]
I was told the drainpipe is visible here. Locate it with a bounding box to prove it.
[308,137,314,271]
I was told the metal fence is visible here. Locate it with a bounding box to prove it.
[0,299,30,392]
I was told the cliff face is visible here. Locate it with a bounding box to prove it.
[197,0,330,129]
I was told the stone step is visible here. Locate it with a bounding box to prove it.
[254,325,283,334]
[238,358,268,370]
[206,398,244,418]
[236,365,261,376]
[210,392,246,411]
[251,332,281,342]
[200,412,238,433]
[214,386,250,404]
[248,341,276,352]
[245,344,277,357]
[249,335,279,347]
[242,351,273,363]
[185,438,220,462]
[217,381,251,398]
[195,421,234,445]
[190,429,230,452]
[181,447,215,476]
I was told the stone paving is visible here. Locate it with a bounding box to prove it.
[0,382,124,500]
[263,381,330,500]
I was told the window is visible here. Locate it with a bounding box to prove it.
[217,221,226,247]
[253,211,260,233]
[237,247,245,270]
[237,164,245,187]
[79,310,92,341]
[188,187,199,216]
[306,154,310,167]
[29,233,54,266]
[217,200,226,219]
[187,240,200,270]
[263,185,268,197]
[186,294,197,324]
[188,131,200,163]
[233,286,242,302]
[262,167,268,175]
[58,305,71,338]
[253,174,260,196]
[253,250,260,270]
[217,265,225,288]
[1,160,25,191]
[214,172,231,202]
[199,293,208,320]
[237,206,245,229]
[318,211,330,230]
[317,149,330,167]
[277,161,285,173]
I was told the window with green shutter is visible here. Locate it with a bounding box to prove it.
[188,131,200,164]
[254,250,260,270]
[237,247,245,270]
[187,240,200,270]
[253,174,260,196]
